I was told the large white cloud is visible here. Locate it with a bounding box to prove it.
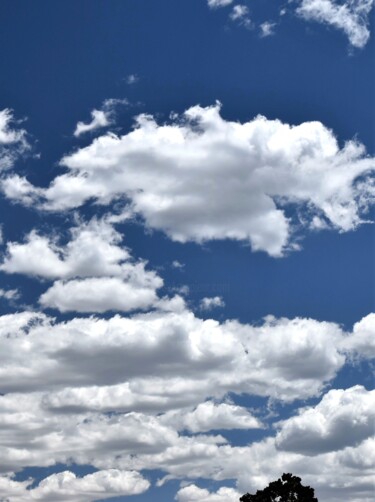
[0,310,350,399]
[0,469,149,501]
[275,386,375,454]
[297,0,374,48]
[3,104,373,256]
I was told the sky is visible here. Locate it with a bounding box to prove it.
[0,1,374,501]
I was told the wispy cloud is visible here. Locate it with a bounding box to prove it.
[297,0,374,48]
[73,98,128,137]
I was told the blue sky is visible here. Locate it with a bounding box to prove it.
[0,1,374,501]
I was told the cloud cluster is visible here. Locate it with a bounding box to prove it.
[206,0,374,47]
[297,0,374,48]
[0,218,170,313]
[3,104,374,256]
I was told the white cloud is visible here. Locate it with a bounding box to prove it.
[297,0,375,48]
[260,21,276,37]
[200,296,225,310]
[160,401,262,432]
[341,313,375,359]
[230,5,252,28]
[176,484,240,502]
[125,74,139,85]
[0,310,362,400]
[0,288,19,301]
[0,109,29,170]
[275,386,375,454]
[74,109,110,137]
[39,276,160,313]
[1,218,132,279]
[172,260,185,269]
[0,470,149,501]
[1,218,167,313]
[74,99,128,137]
[1,174,42,205]
[207,0,234,9]
[5,104,374,256]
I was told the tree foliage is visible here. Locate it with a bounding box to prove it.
[239,473,318,502]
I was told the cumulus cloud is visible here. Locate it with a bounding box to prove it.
[0,470,149,501]
[200,296,225,310]
[0,218,168,313]
[0,109,29,170]
[4,104,373,256]
[74,99,128,137]
[0,310,366,399]
[1,174,42,205]
[297,0,375,48]
[39,276,161,313]
[160,401,262,433]
[1,218,133,279]
[176,484,240,502]
[275,386,375,454]
[341,312,375,359]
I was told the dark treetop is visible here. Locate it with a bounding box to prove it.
[240,473,318,502]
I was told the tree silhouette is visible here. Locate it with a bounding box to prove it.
[239,473,318,501]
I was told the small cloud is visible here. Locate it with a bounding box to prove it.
[260,21,276,38]
[230,5,252,29]
[74,109,110,137]
[207,0,234,9]
[125,74,139,85]
[200,296,225,311]
[0,109,31,170]
[0,288,20,301]
[172,285,190,297]
[171,260,185,270]
[74,98,129,137]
